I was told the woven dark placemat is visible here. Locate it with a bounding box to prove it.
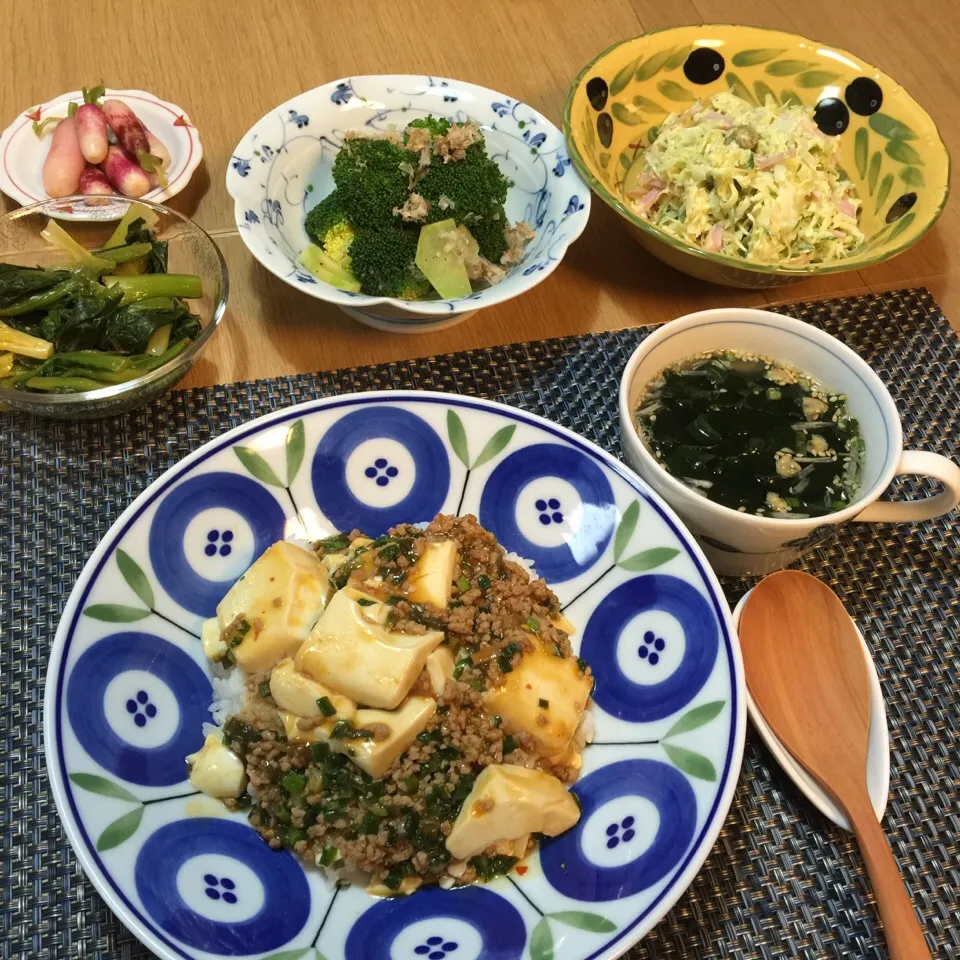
[2,288,958,960]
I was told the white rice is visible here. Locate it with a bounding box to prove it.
[505,551,538,579]
[208,660,248,728]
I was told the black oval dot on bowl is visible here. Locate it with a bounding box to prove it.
[886,192,917,223]
[683,48,725,84]
[586,76,608,111]
[845,77,883,116]
[813,98,850,135]
[597,111,613,148]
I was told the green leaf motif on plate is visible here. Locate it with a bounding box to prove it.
[900,166,924,186]
[867,151,882,193]
[885,139,923,165]
[582,116,597,155]
[765,59,814,76]
[84,604,150,622]
[657,79,694,102]
[549,911,617,933]
[780,89,802,107]
[610,57,643,96]
[732,48,785,67]
[446,410,469,468]
[663,743,717,781]
[472,425,516,469]
[725,73,755,105]
[663,700,725,739]
[753,81,777,107]
[285,420,305,485]
[635,48,677,81]
[876,173,894,211]
[664,45,693,71]
[69,772,139,803]
[97,806,144,852]
[854,127,869,179]
[599,152,611,169]
[619,150,633,170]
[869,113,917,140]
[887,211,916,243]
[632,94,666,114]
[234,446,284,487]
[116,548,154,608]
[796,70,840,88]
[613,500,640,562]
[530,916,554,960]
[618,546,679,572]
[648,125,660,144]
[611,102,645,126]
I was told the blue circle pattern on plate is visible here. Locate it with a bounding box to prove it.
[540,759,697,901]
[478,443,616,582]
[311,406,450,534]
[581,574,719,722]
[66,632,210,786]
[344,886,527,960]
[135,818,310,955]
[148,472,287,617]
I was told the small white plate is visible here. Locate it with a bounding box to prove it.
[0,88,203,219]
[733,589,889,829]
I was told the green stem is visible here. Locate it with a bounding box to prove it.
[103,274,203,304]
[129,338,189,371]
[25,375,105,392]
[94,242,153,265]
[52,351,131,372]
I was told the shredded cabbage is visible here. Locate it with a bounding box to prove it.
[624,93,865,264]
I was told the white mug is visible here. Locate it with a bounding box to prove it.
[618,308,960,576]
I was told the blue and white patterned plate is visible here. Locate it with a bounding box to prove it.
[45,392,745,960]
[225,76,591,331]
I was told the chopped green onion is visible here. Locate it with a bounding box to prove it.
[284,826,303,847]
[258,680,271,698]
[402,775,420,793]
[319,844,340,866]
[356,598,376,607]
[456,576,470,592]
[316,696,336,717]
[469,678,484,692]
[477,574,490,592]
[538,698,549,709]
[490,715,502,728]
[525,616,540,632]
[281,771,307,794]
[577,657,588,673]
[502,735,518,755]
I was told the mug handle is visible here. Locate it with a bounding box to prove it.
[854,451,960,523]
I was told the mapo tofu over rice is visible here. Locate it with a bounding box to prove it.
[187,514,594,894]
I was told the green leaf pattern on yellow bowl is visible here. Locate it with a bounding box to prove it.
[725,72,755,105]
[753,80,777,107]
[886,139,922,165]
[632,94,665,114]
[657,79,694,102]
[610,56,643,96]
[611,102,646,126]
[869,114,917,140]
[900,166,924,187]
[664,45,694,70]
[635,48,678,81]
[795,70,840,88]
[765,59,815,76]
[868,151,882,193]
[779,89,802,107]
[876,173,895,211]
[732,48,785,67]
[854,128,869,179]
[887,210,916,242]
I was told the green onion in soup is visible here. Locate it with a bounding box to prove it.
[636,351,863,518]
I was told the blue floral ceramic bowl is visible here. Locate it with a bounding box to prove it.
[225,76,591,333]
[45,392,745,959]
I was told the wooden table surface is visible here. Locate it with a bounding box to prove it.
[2,0,957,389]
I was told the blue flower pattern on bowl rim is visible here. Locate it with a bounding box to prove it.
[48,392,743,960]
[225,75,591,314]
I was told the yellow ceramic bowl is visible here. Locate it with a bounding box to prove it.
[564,25,950,288]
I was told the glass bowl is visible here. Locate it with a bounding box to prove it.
[0,195,228,418]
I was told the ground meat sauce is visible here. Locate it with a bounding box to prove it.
[221,515,591,890]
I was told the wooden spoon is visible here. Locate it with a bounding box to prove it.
[739,570,931,960]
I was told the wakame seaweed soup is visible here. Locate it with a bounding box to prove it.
[637,351,863,518]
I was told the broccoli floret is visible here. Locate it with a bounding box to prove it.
[322,221,357,270]
[418,141,509,235]
[305,190,350,246]
[348,224,428,298]
[332,138,417,228]
[407,115,450,137]
[464,207,509,263]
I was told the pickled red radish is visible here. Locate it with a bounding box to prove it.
[101,145,150,198]
[78,166,113,196]
[415,219,471,299]
[42,116,85,198]
[75,103,108,163]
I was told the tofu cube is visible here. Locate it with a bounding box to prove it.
[483,648,592,757]
[216,541,330,672]
[425,647,455,696]
[348,697,437,778]
[186,733,247,799]
[201,617,226,661]
[406,540,459,609]
[295,588,443,708]
[445,764,580,860]
[269,658,355,721]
